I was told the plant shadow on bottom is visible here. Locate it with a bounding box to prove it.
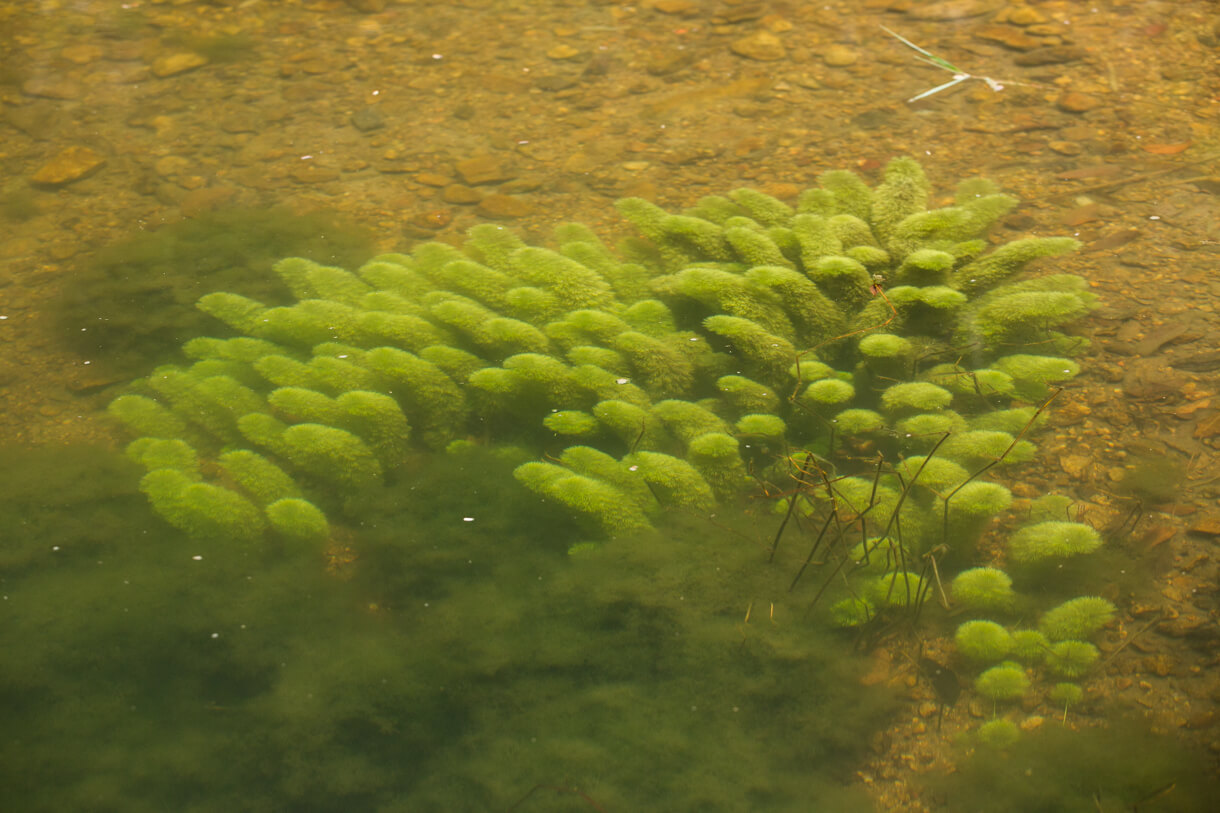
[0,445,892,812]
[920,717,1217,813]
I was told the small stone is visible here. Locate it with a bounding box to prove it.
[1057,92,1104,113]
[1006,6,1049,25]
[1059,454,1091,479]
[1192,412,1220,439]
[60,43,104,64]
[652,0,698,14]
[455,155,514,185]
[1188,515,1220,536]
[409,209,453,230]
[151,52,209,78]
[1049,140,1084,156]
[21,76,84,100]
[442,184,482,204]
[646,48,698,76]
[546,44,582,60]
[1019,715,1044,731]
[32,146,106,185]
[973,25,1041,51]
[1142,654,1175,677]
[350,107,384,132]
[1015,46,1087,66]
[730,31,786,62]
[476,193,535,219]
[822,44,859,67]
[907,0,1001,21]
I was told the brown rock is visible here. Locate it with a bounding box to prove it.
[1192,411,1220,439]
[1006,6,1049,25]
[652,0,699,15]
[822,44,859,67]
[1059,454,1091,479]
[973,25,1041,51]
[61,44,104,64]
[907,0,1000,21]
[32,146,106,185]
[409,209,453,230]
[1015,46,1087,66]
[546,44,582,61]
[1187,515,1220,536]
[455,155,514,185]
[442,184,482,205]
[1057,92,1104,113]
[476,193,535,219]
[151,52,209,78]
[730,32,786,62]
[21,76,84,100]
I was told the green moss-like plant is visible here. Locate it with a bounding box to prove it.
[975,718,1021,748]
[975,662,1030,702]
[1009,629,1051,664]
[103,157,1092,597]
[1048,682,1084,708]
[139,468,265,543]
[265,497,329,546]
[1038,597,1116,642]
[950,567,1016,614]
[1008,521,1102,565]
[955,620,1012,663]
[1046,640,1100,678]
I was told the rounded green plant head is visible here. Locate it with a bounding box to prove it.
[871,571,924,607]
[1008,521,1102,565]
[1038,596,1116,642]
[1045,640,1099,678]
[974,662,1030,702]
[858,333,912,359]
[543,410,600,437]
[950,567,1016,614]
[946,481,1013,520]
[735,413,786,439]
[1009,629,1050,664]
[895,455,968,492]
[832,408,884,436]
[265,497,329,545]
[975,718,1020,748]
[880,381,953,414]
[955,619,1012,663]
[1048,682,1084,707]
[802,378,855,407]
[830,596,875,628]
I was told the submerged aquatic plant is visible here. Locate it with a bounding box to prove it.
[103,158,1098,646]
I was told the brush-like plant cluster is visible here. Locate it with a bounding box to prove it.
[108,158,1091,552]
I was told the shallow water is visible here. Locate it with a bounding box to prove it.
[2,1,1218,811]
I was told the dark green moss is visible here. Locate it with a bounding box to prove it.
[0,187,38,222]
[0,444,893,812]
[923,718,1216,812]
[54,206,377,378]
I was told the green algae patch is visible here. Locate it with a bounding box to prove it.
[56,205,378,378]
[0,444,892,812]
